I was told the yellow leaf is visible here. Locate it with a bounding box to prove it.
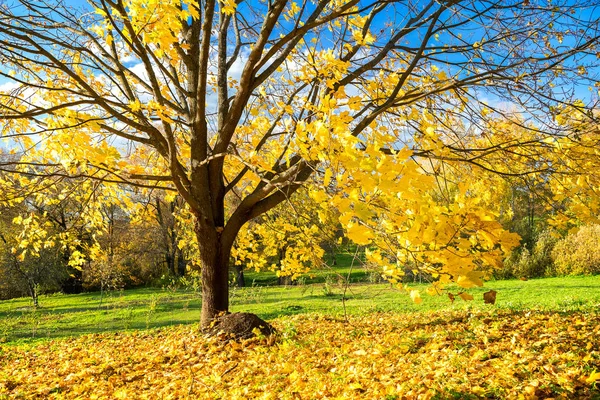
[586,369,600,384]
[129,100,142,112]
[346,222,373,245]
[323,168,333,186]
[483,290,497,304]
[347,96,363,111]
[457,271,484,288]
[458,292,474,301]
[410,289,422,304]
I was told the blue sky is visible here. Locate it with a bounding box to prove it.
[1,0,598,111]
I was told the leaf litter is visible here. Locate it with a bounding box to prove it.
[1,309,599,399]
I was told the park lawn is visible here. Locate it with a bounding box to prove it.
[0,274,599,345]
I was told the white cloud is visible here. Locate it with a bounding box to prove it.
[0,80,19,92]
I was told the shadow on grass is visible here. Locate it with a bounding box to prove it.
[0,297,202,319]
[244,270,370,287]
[3,316,203,344]
[0,290,206,343]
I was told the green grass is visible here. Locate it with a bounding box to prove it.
[1,271,599,346]
[243,251,371,286]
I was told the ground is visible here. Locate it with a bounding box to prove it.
[1,310,599,399]
[1,273,600,398]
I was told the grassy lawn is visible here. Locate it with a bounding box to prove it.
[242,252,371,286]
[1,270,599,345]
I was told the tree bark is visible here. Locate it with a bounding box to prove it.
[196,222,231,328]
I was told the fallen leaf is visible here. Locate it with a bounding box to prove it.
[458,292,474,301]
[483,290,497,305]
[585,369,600,384]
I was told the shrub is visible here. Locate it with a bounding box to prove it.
[553,224,600,275]
[499,230,557,278]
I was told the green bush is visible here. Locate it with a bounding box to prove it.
[499,230,557,278]
[553,224,600,275]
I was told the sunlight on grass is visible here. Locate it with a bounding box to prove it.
[1,275,599,345]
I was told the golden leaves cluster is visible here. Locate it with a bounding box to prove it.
[297,107,521,298]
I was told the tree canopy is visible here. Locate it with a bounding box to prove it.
[1,0,600,325]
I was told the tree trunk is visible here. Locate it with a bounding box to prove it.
[176,249,187,277]
[196,224,231,328]
[277,247,293,286]
[278,274,293,286]
[32,290,39,308]
[165,252,175,276]
[234,264,245,288]
[27,280,38,308]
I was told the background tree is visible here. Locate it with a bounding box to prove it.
[1,0,599,326]
[153,195,188,277]
[82,203,136,301]
[0,204,66,306]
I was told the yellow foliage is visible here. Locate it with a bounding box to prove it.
[553,224,600,275]
[1,311,599,399]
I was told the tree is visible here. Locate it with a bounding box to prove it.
[553,223,600,275]
[0,205,66,306]
[543,107,600,231]
[154,195,189,277]
[1,0,599,326]
[82,203,134,300]
[0,147,155,299]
